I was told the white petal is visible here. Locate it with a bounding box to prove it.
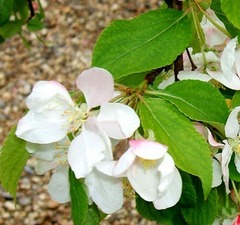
[113,150,136,177]
[153,167,182,210]
[221,142,233,193]
[16,110,71,144]
[76,67,114,110]
[207,129,224,148]
[223,219,234,225]
[97,103,140,139]
[129,139,167,160]
[48,166,70,203]
[95,160,117,176]
[35,159,57,175]
[26,142,56,161]
[235,48,240,76]
[225,106,240,139]
[26,81,74,111]
[212,158,222,188]
[68,117,112,179]
[157,153,175,195]
[178,71,212,82]
[158,75,175,89]
[221,38,237,76]
[234,153,240,173]
[127,159,159,201]
[207,70,240,90]
[85,169,123,214]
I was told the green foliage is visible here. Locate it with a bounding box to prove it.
[231,91,240,108]
[69,169,105,225]
[0,0,13,26]
[0,20,23,38]
[92,9,192,79]
[0,0,45,44]
[211,0,240,37]
[221,0,240,30]
[181,178,218,225]
[140,98,212,198]
[0,127,29,198]
[159,80,229,133]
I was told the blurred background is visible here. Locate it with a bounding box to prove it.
[0,1,162,224]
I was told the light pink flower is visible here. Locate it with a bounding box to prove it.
[113,139,182,210]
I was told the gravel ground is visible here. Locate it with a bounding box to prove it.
[0,1,162,224]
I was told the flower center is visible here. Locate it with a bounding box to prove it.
[139,158,157,170]
[63,103,88,133]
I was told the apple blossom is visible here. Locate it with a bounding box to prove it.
[207,38,240,90]
[193,122,224,188]
[221,106,240,193]
[26,138,70,203]
[200,8,228,47]
[113,139,182,210]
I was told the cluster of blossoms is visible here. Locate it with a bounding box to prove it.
[158,8,240,225]
[15,67,182,213]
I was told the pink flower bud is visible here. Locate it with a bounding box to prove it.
[233,215,240,225]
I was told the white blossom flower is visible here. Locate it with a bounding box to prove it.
[200,8,228,47]
[68,68,140,179]
[113,139,182,210]
[221,106,240,193]
[26,138,70,203]
[207,38,240,90]
[193,122,224,188]
[178,49,220,82]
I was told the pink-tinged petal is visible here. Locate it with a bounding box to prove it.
[127,159,159,201]
[223,219,235,225]
[232,215,240,225]
[85,169,123,214]
[153,167,182,209]
[48,166,70,203]
[129,140,167,160]
[76,67,114,110]
[178,71,212,82]
[113,150,136,177]
[207,129,224,148]
[212,158,222,188]
[97,103,140,139]
[26,81,74,111]
[200,9,227,47]
[68,117,112,179]
[225,107,240,139]
[221,141,233,193]
[157,153,175,195]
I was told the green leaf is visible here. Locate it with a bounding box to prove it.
[0,127,29,198]
[0,0,13,26]
[211,0,240,37]
[140,98,212,198]
[221,0,240,30]
[13,0,29,22]
[0,20,22,38]
[158,80,229,133]
[229,156,240,182]
[69,169,104,225]
[92,9,192,79]
[181,178,218,225]
[136,195,186,225]
[231,91,240,108]
[27,14,44,32]
[69,169,88,225]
